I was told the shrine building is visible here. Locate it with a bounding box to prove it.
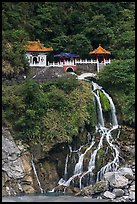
[25,40,53,67]
[89,44,111,63]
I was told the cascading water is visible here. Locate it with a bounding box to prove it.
[31,156,44,193]
[101,89,118,128]
[57,76,121,190]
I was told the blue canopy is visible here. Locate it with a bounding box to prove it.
[54,52,79,58]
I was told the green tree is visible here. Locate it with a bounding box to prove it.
[69,34,92,58]
[98,59,135,126]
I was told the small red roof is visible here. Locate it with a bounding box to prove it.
[25,40,53,52]
[89,44,111,55]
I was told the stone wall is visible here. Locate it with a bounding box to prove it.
[27,64,98,83]
[76,63,97,73]
[29,66,66,82]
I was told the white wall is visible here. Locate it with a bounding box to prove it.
[26,53,47,67]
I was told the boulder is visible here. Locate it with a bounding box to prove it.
[103,191,116,199]
[118,167,134,180]
[103,172,128,188]
[112,188,124,197]
[76,180,109,196]
[129,191,135,201]
[129,184,135,192]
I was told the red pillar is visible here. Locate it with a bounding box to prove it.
[63,57,65,64]
[74,58,75,65]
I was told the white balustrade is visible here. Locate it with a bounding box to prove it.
[47,58,111,67]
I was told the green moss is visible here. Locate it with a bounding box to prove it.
[94,148,105,174]
[98,90,111,112]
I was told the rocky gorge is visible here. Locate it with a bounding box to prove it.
[2,73,135,203]
[2,123,135,202]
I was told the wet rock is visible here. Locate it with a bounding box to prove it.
[72,187,80,194]
[128,145,135,156]
[104,172,128,188]
[103,191,116,199]
[118,167,134,180]
[53,185,74,194]
[131,181,135,185]
[112,188,124,197]
[91,180,109,194]
[103,172,114,181]
[124,189,129,196]
[129,191,135,200]
[118,196,130,202]
[75,180,109,196]
[129,184,135,192]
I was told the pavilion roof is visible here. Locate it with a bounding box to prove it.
[89,44,111,55]
[25,40,53,52]
[54,52,79,58]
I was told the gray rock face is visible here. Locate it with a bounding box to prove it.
[103,172,128,188]
[2,127,35,196]
[118,167,134,180]
[2,126,135,202]
[2,129,24,179]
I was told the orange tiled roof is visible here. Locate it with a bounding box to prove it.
[89,44,111,55]
[25,40,53,52]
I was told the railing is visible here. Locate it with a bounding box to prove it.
[48,59,111,67]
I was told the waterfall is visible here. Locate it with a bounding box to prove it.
[56,77,120,190]
[31,156,44,193]
[74,137,95,175]
[92,90,104,127]
[101,89,118,128]
[96,125,120,181]
[79,131,105,189]
[64,154,69,181]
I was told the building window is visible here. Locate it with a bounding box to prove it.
[33,57,38,64]
[41,57,44,62]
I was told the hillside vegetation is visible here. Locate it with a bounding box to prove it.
[2,77,96,147]
[2,2,135,76]
[2,2,135,143]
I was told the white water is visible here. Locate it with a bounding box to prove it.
[31,156,44,193]
[74,137,95,175]
[101,89,118,127]
[96,125,120,181]
[64,154,69,180]
[57,79,120,189]
[77,73,97,80]
[79,130,105,188]
[92,90,104,127]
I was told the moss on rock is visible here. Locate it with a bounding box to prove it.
[98,90,111,112]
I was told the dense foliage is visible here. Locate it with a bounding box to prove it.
[2,77,96,146]
[98,58,135,126]
[2,2,135,133]
[2,2,135,75]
